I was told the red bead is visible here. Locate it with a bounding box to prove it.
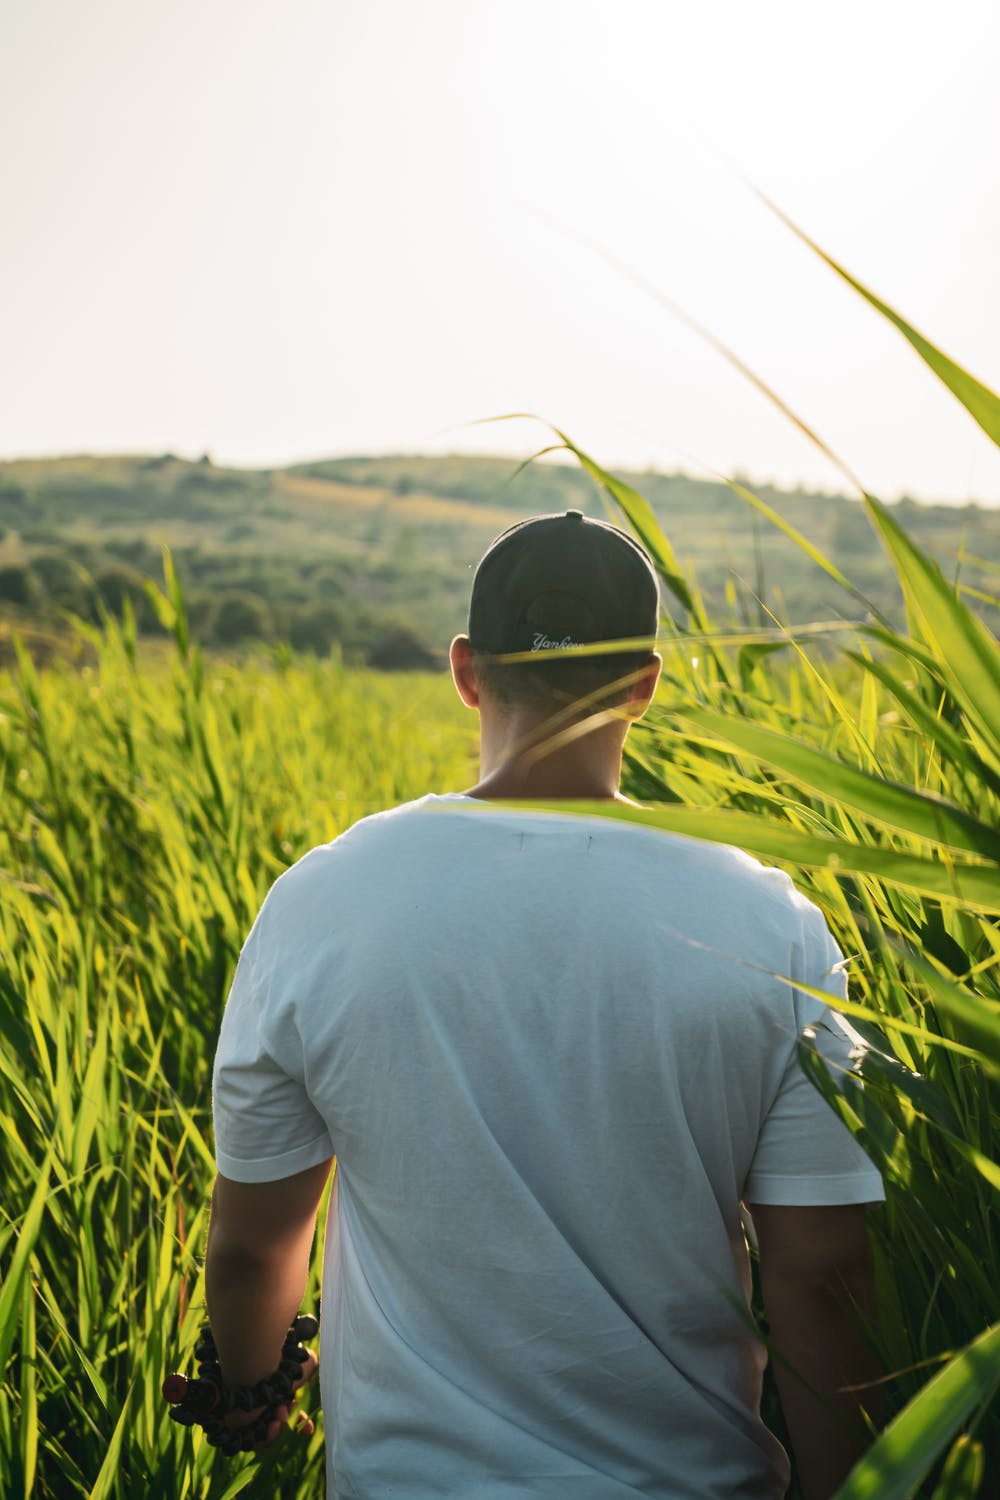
[162,1374,188,1402]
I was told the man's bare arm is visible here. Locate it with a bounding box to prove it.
[205,1157,334,1388]
[748,1202,883,1500]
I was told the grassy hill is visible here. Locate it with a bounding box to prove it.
[0,450,996,666]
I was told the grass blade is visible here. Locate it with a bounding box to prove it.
[725,477,885,623]
[20,1276,37,1497]
[844,649,1000,802]
[680,707,1000,860]
[0,1148,52,1376]
[466,799,1000,912]
[862,495,1000,755]
[831,1321,1000,1500]
[762,193,1000,449]
[87,1382,135,1500]
[929,1434,985,1499]
[552,429,701,620]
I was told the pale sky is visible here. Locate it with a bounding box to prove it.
[3,0,1000,503]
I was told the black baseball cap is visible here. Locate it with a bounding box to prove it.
[468,510,660,658]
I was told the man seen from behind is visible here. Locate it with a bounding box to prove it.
[204,509,884,1499]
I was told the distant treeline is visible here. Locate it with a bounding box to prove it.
[0,453,996,666]
[0,534,437,670]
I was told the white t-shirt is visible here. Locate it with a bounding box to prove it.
[213,794,884,1499]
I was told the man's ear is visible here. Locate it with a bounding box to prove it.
[625,653,662,721]
[450,635,481,709]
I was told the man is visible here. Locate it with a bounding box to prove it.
[206,510,884,1498]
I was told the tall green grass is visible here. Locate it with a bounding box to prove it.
[1,242,998,1496]
[0,615,475,1499]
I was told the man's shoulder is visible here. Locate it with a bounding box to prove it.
[262,794,826,938]
[581,809,831,940]
[645,828,823,925]
[261,796,439,904]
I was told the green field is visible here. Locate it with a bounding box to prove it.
[2,251,1000,1497]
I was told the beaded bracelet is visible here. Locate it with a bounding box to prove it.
[163,1312,319,1455]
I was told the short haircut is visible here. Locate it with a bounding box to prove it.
[470,646,657,719]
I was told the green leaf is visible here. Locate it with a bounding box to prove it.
[19,1276,37,1497]
[577,241,864,494]
[860,625,946,682]
[930,1433,984,1500]
[0,1147,52,1376]
[214,1466,264,1499]
[764,196,1000,450]
[844,650,1000,802]
[862,495,1000,758]
[725,477,884,622]
[87,1382,135,1500]
[71,1000,109,1177]
[679,707,1000,862]
[739,641,787,691]
[831,1321,1000,1500]
[162,547,189,659]
[552,430,700,620]
[887,942,1000,1078]
[33,1283,109,1409]
[855,1046,964,1135]
[458,799,1000,912]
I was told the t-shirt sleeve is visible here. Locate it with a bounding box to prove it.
[744,908,885,1207]
[212,911,334,1183]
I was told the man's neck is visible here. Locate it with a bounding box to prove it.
[462,770,636,804]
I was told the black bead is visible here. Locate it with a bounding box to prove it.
[184,1377,219,1415]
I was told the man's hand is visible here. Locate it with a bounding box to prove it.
[221,1349,320,1451]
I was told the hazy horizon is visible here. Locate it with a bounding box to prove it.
[4,444,995,513]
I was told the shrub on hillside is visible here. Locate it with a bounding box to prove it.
[94,567,164,632]
[367,624,440,672]
[30,552,95,616]
[0,564,39,607]
[211,591,273,645]
[289,602,347,656]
